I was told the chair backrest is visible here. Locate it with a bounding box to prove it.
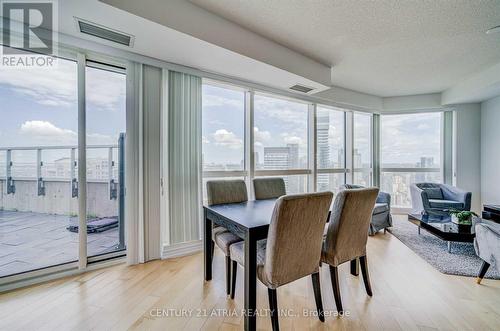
[206,179,248,206]
[261,192,333,288]
[322,188,379,266]
[415,183,443,200]
[253,177,286,200]
[342,184,364,190]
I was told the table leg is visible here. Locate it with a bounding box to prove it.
[447,241,451,253]
[244,230,257,331]
[418,226,421,235]
[204,208,212,281]
[350,258,359,276]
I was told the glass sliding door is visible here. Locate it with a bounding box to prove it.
[0,52,79,277]
[85,61,126,258]
[0,49,127,281]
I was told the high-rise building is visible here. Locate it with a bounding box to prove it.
[317,114,330,191]
[263,143,303,192]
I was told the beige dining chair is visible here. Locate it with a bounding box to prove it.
[253,177,286,200]
[229,192,333,330]
[322,187,379,313]
[206,179,247,295]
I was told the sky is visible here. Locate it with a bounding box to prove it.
[380,112,441,166]
[202,84,441,170]
[0,56,126,167]
[0,59,440,172]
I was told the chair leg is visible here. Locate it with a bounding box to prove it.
[225,256,231,295]
[211,240,215,260]
[230,260,237,299]
[359,255,373,296]
[311,272,325,322]
[268,288,279,331]
[329,265,343,314]
[477,261,490,284]
[350,258,359,276]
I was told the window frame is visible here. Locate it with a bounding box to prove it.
[201,79,377,198]
[379,112,444,211]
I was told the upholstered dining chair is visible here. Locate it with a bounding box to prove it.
[229,192,333,330]
[253,177,286,200]
[206,179,247,295]
[322,188,379,313]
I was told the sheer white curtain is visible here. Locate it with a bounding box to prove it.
[167,70,202,245]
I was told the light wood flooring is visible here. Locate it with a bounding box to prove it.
[1,217,499,331]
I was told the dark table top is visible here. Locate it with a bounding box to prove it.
[204,199,277,230]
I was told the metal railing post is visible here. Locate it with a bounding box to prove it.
[117,133,125,250]
[108,147,117,200]
[37,149,45,196]
[71,148,78,198]
[6,149,15,194]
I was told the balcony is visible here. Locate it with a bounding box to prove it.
[0,141,124,278]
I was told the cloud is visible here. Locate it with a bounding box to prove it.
[213,129,243,149]
[1,60,77,108]
[86,67,126,111]
[20,120,77,143]
[253,127,271,143]
[254,95,308,126]
[19,120,113,145]
[281,133,303,145]
[0,59,125,111]
[202,135,210,144]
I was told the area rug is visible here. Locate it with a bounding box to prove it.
[387,218,499,279]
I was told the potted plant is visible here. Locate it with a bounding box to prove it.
[448,209,478,225]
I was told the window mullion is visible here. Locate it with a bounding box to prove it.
[244,90,255,198]
[345,111,354,184]
[308,104,317,193]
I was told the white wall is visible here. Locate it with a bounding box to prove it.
[452,104,482,212]
[481,96,500,205]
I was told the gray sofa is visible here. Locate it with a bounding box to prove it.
[342,184,392,235]
[474,218,500,283]
[410,183,471,216]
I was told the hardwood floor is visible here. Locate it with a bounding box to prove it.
[1,220,499,331]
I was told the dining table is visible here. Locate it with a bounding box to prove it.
[203,198,355,331]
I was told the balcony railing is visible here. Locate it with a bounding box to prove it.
[0,133,124,219]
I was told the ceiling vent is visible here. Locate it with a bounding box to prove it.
[75,18,134,47]
[289,84,314,94]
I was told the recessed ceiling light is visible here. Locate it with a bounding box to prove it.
[486,25,500,34]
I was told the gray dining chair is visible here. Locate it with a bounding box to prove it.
[322,187,379,314]
[229,192,333,330]
[253,177,286,200]
[206,179,247,295]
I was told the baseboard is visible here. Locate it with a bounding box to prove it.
[162,240,203,259]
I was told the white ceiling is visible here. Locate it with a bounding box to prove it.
[190,0,500,97]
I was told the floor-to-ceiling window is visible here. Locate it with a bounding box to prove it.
[201,80,375,198]
[201,83,246,200]
[253,94,309,193]
[0,49,127,279]
[316,106,346,193]
[380,112,442,208]
[353,112,373,186]
[0,53,79,277]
